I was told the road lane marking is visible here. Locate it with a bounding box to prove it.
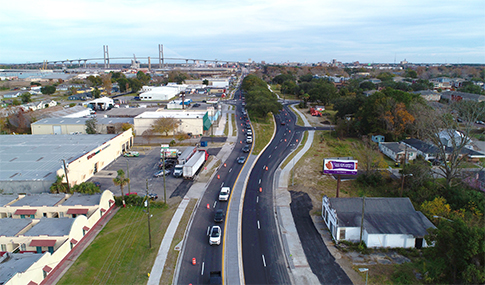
[221,182,224,187]
[213,201,217,208]
[268,155,271,158]
[262,255,266,267]
[262,165,266,169]
[257,220,260,229]
[259,179,261,184]
[201,262,205,275]
[256,196,259,203]
[207,226,210,235]
[229,168,232,173]
[275,146,277,149]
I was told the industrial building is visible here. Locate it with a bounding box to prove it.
[31,117,134,135]
[0,190,115,285]
[134,109,212,136]
[0,130,133,194]
[138,84,186,101]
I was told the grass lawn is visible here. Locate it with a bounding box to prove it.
[251,113,275,155]
[223,114,229,136]
[57,203,178,285]
[231,114,237,136]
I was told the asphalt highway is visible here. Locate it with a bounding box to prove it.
[176,92,249,285]
[241,104,302,284]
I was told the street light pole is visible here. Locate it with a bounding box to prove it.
[145,179,152,249]
[163,151,167,203]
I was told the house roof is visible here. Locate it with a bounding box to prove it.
[66,208,89,215]
[380,142,405,154]
[32,117,133,126]
[14,209,37,215]
[402,138,441,155]
[0,218,32,236]
[329,197,436,237]
[440,91,485,102]
[0,253,44,284]
[63,193,102,206]
[22,218,75,237]
[11,194,65,207]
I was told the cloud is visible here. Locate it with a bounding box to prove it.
[1,0,484,63]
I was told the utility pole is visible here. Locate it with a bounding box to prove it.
[163,151,167,203]
[62,159,71,192]
[146,179,152,249]
[400,145,408,197]
[360,196,365,245]
[127,160,131,194]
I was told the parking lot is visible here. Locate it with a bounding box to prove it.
[89,145,223,202]
[89,146,190,202]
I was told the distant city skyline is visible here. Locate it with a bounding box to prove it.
[1,0,484,64]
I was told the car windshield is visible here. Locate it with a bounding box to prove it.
[211,228,220,237]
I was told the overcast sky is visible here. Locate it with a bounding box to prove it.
[1,0,484,64]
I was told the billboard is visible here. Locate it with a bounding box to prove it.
[323,159,358,175]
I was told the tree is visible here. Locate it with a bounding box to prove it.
[101,73,112,95]
[405,69,418,78]
[202,79,209,85]
[92,87,101,98]
[12,98,21,106]
[137,71,151,85]
[150,117,179,136]
[20,92,31,103]
[87,75,102,87]
[41,85,56,95]
[129,78,143,93]
[424,218,485,284]
[85,117,97,134]
[411,100,485,187]
[69,87,77,96]
[113,169,130,207]
[50,175,68,193]
[117,77,129,93]
[71,182,101,194]
[360,81,376,90]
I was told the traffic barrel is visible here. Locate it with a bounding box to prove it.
[192,258,196,265]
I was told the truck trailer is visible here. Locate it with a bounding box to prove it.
[177,146,197,165]
[183,150,208,179]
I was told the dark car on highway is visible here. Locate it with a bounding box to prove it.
[242,145,250,153]
[237,156,246,164]
[214,209,224,223]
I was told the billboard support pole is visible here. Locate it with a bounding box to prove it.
[336,174,341,198]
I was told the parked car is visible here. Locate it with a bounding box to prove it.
[219,187,231,201]
[214,209,224,223]
[246,136,253,143]
[246,129,252,136]
[476,120,484,125]
[159,160,176,169]
[123,151,139,157]
[192,103,201,107]
[209,226,221,245]
[281,121,286,125]
[242,145,250,153]
[147,193,158,200]
[237,156,246,164]
[154,169,171,177]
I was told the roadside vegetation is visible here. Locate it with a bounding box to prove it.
[255,68,485,284]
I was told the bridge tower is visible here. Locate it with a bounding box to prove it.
[158,44,164,68]
[103,45,110,69]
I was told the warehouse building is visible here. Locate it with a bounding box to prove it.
[31,117,134,135]
[0,130,133,194]
[134,109,212,136]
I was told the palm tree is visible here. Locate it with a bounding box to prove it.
[113,169,130,207]
[50,175,67,194]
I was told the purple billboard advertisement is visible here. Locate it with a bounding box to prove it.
[323,159,358,175]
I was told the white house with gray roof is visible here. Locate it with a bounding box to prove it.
[322,196,436,248]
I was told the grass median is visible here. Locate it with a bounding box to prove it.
[251,114,275,155]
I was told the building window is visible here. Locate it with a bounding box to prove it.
[20,215,25,219]
[1,244,6,251]
[339,229,346,240]
[43,213,47,217]
[60,212,64,218]
[21,244,26,251]
[43,270,47,278]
